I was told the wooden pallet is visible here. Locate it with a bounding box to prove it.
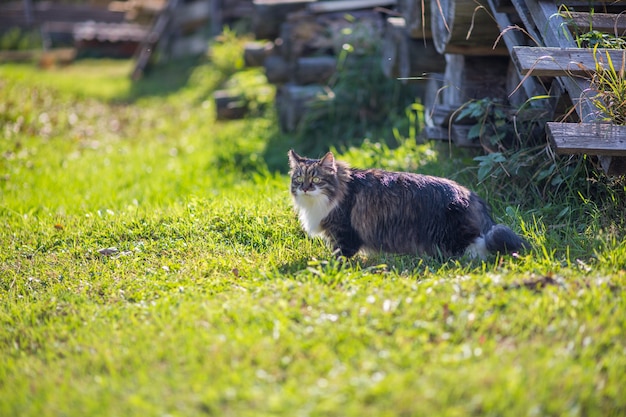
[512,47,626,77]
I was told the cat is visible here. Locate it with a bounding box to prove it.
[288,149,528,259]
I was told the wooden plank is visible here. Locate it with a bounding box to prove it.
[451,124,482,148]
[546,122,626,156]
[307,0,396,13]
[276,84,329,132]
[295,56,337,84]
[512,46,626,77]
[492,0,516,14]
[566,12,626,34]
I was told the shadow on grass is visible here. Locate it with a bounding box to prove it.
[273,250,481,280]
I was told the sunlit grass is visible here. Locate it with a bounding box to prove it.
[1,36,626,417]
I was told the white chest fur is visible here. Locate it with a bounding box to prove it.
[292,191,336,237]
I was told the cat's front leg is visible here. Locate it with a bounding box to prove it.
[328,230,362,258]
[320,212,362,258]
[332,244,359,258]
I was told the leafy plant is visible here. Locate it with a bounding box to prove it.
[451,96,626,227]
[454,98,510,152]
[0,27,41,51]
[577,30,626,49]
[473,152,507,182]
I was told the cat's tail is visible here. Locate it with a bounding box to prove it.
[484,224,529,255]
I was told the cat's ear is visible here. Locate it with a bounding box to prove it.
[319,152,336,171]
[288,149,302,168]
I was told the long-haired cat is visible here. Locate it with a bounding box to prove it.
[288,150,528,259]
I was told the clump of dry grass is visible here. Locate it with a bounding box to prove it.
[589,48,626,125]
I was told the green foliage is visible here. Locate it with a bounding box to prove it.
[450,96,626,235]
[1,33,626,417]
[0,27,42,51]
[577,30,626,49]
[455,98,511,150]
[210,28,246,76]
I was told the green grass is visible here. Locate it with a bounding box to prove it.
[1,35,626,417]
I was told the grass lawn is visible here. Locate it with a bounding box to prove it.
[1,35,625,416]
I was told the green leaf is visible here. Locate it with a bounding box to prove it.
[468,123,482,140]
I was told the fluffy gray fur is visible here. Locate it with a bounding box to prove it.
[288,149,528,259]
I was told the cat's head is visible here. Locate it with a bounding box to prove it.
[288,150,339,199]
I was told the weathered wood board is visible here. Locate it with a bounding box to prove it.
[512,46,626,77]
[546,122,626,157]
[565,11,626,34]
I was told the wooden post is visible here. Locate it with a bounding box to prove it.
[23,0,33,26]
[210,0,222,35]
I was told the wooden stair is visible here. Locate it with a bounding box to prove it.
[506,1,626,175]
[392,0,626,174]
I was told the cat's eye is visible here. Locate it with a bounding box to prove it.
[312,177,321,184]
[295,176,304,183]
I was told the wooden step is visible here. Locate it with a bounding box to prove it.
[546,122,626,156]
[512,46,626,77]
[565,11,626,34]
